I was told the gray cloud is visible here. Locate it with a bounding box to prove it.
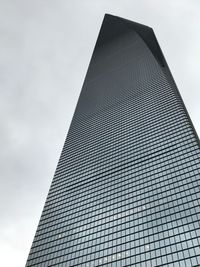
[0,0,200,266]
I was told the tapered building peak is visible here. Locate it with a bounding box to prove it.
[96,14,165,67]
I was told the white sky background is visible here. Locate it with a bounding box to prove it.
[0,0,200,266]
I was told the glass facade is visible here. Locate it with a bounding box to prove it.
[26,14,200,267]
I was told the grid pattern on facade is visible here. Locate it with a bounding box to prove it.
[26,14,200,267]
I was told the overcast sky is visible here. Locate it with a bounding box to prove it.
[1,1,200,266]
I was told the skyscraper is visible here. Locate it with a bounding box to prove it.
[26,14,200,267]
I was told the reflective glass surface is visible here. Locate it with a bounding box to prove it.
[26,14,200,267]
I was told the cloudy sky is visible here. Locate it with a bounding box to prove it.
[1,0,200,266]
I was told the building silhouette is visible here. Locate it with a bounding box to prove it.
[26,14,200,267]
